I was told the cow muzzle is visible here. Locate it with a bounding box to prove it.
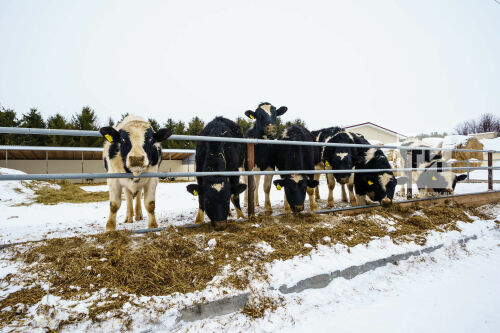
[339,177,350,184]
[265,124,277,136]
[292,205,304,212]
[380,197,392,207]
[129,155,145,167]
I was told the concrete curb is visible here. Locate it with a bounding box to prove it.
[177,235,477,323]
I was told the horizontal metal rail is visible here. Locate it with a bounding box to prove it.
[0,145,195,154]
[0,166,497,181]
[0,127,498,153]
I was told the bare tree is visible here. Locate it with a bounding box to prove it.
[454,113,500,135]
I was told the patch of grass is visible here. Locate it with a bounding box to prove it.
[32,180,108,205]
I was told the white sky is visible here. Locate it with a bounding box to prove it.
[0,0,499,136]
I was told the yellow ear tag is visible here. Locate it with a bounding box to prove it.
[193,190,198,196]
[276,184,282,190]
[368,180,374,185]
[325,161,330,167]
[249,114,255,119]
[104,134,114,143]
[432,176,437,181]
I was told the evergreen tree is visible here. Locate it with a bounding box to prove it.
[0,106,19,145]
[148,118,160,132]
[186,116,205,149]
[71,106,101,147]
[19,108,48,146]
[107,117,115,127]
[163,119,186,149]
[47,113,74,146]
[119,113,130,122]
[236,116,252,136]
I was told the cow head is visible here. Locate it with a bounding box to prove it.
[359,171,397,207]
[273,175,319,212]
[245,102,287,138]
[322,132,356,184]
[186,178,246,227]
[100,123,172,176]
[416,158,467,195]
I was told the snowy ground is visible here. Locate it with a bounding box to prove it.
[1,167,500,332]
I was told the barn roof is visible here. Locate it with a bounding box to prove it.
[0,146,195,161]
[344,122,407,138]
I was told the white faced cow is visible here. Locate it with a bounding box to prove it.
[100,116,172,232]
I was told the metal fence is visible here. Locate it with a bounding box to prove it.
[0,126,499,216]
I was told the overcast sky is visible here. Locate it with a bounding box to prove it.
[0,0,499,136]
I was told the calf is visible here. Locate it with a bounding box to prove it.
[320,130,358,206]
[351,133,397,207]
[100,116,172,232]
[272,125,319,212]
[397,139,467,197]
[186,117,247,229]
[244,102,288,212]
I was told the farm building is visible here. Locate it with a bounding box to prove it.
[0,146,195,183]
[344,122,407,144]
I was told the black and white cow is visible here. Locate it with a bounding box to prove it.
[310,126,348,206]
[244,102,288,212]
[273,125,319,212]
[352,133,397,207]
[100,115,172,232]
[319,130,359,206]
[397,139,467,197]
[186,117,247,229]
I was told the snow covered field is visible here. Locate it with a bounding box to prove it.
[0,167,499,332]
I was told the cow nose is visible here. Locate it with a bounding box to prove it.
[129,155,145,167]
[292,205,304,212]
[380,197,392,207]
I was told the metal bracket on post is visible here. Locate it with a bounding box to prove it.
[247,143,255,217]
[406,150,412,200]
[488,152,493,191]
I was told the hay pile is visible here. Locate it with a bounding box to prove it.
[441,136,484,173]
[0,202,491,329]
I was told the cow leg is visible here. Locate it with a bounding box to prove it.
[314,163,323,199]
[399,184,406,197]
[242,168,248,208]
[231,195,245,219]
[143,179,159,229]
[263,169,273,214]
[348,182,356,206]
[284,192,291,213]
[326,172,336,207]
[418,189,427,198]
[254,167,261,207]
[135,188,143,221]
[124,188,134,223]
[106,180,122,232]
[340,184,348,203]
[356,194,367,206]
[307,186,318,211]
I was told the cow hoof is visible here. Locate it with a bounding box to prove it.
[124,217,133,223]
[105,223,116,232]
[327,200,334,208]
[214,221,227,231]
[148,221,158,229]
[135,214,143,221]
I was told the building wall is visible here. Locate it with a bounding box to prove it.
[0,159,195,183]
[347,125,399,144]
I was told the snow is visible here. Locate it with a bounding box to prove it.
[480,137,500,152]
[421,137,444,147]
[441,134,471,149]
[467,161,500,180]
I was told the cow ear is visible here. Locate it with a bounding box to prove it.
[456,174,468,182]
[432,154,442,160]
[307,179,319,188]
[186,184,201,196]
[231,183,247,195]
[100,127,120,143]
[273,179,285,190]
[396,176,408,185]
[154,128,173,142]
[245,110,256,120]
[276,106,288,116]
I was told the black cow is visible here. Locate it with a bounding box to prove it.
[186,117,247,229]
[310,126,344,206]
[272,125,319,212]
[244,102,288,212]
[320,130,359,206]
[100,115,172,232]
[351,134,397,207]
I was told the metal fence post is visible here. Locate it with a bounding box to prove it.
[247,143,255,217]
[5,150,7,168]
[466,159,470,183]
[488,152,493,191]
[406,150,412,200]
[46,151,48,174]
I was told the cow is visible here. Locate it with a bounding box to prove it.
[272,125,319,213]
[243,102,288,212]
[396,139,467,197]
[319,130,358,206]
[99,116,172,232]
[186,117,247,230]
